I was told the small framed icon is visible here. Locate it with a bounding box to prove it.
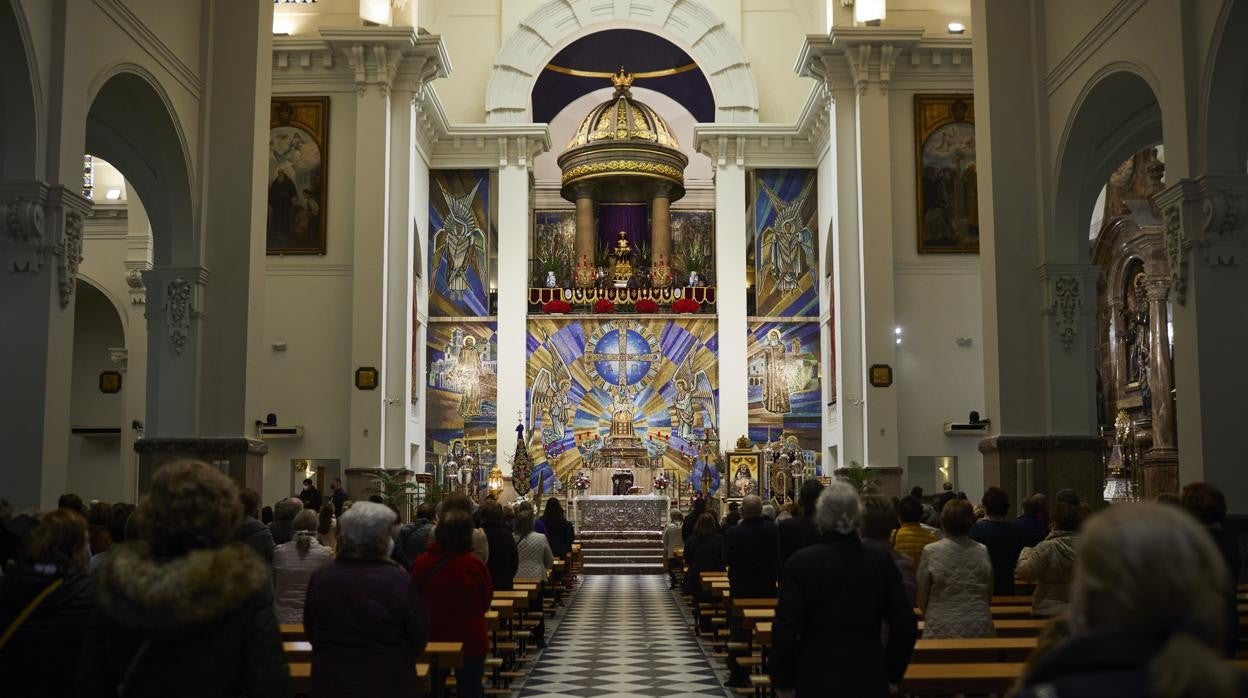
[354,366,379,390]
[99,371,122,394]
[869,364,893,388]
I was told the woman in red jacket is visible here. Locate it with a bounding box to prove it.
[410,509,493,698]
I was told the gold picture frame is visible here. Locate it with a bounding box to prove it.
[915,94,978,254]
[726,450,762,499]
[267,96,329,255]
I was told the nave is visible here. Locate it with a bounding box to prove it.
[518,576,728,698]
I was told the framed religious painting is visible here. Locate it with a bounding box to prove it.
[914,94,978,254]
[267,96,329,255]
[726,450,762,500]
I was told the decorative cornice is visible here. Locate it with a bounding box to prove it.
[414,86,550,169]
[692,124,821,169]
[1152,175,1248,304]
[276,29,451,97]
[797,30,971,95]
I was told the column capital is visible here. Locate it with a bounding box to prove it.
[1038,262,1099,352]
[1152,174,1248,304]
[0,182,92,307]
[143,266,209,357]
[318,28,451,98]
[796,27,926,96]
[1143,273,1171,303]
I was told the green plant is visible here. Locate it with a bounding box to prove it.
[366,469,421,512]
[839,460,881,494]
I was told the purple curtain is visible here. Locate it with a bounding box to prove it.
[597,204,648,256]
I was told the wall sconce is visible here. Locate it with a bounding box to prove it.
[947,22,966,34]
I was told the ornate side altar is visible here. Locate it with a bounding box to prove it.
[576,494,669,531]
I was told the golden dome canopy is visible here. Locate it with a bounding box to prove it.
[558,68,687,204]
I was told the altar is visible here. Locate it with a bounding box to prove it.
[575,494,669,531]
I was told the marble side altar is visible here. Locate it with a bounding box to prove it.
[575,494,669,531]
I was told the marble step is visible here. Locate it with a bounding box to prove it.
[578,530,663,539]
[579,540,664,549]
[582,552,666,564]
[582,561,666,575]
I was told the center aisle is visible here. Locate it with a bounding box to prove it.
[518,575,729,697]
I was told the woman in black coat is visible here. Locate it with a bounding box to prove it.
[77,461,290,698]
[540,498,575,559]
[479,501,519,590]
[304,502,429,698]
[0,509,95,698]
[682,512,726,632]
[770,484,917,698]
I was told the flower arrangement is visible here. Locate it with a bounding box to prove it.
[542,299,572,314]
[634,298,658,313]
[652,471,670,491]
[594,298,616,313]
[572,471,591,491]
[672,297,700,314]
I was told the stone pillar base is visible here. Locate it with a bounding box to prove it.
[834,466,904,498]
[345,467,414,521]
[979,435,1106,509]
[135,438,267,496]
[1140,448,1179,500]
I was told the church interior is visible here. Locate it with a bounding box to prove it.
[4,0,1248,696]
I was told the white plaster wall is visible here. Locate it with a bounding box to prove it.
[67,283,125,502]
[257,91,359,502]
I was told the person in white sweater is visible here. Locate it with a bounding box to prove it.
[273,509,334,623]
[513,508,554,647]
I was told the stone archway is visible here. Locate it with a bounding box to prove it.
[1202,0,1248,174]
[0,0,39,179]
[485,0,758,124]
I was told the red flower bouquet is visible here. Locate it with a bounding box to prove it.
[542,299,572,314]
[672,298,700,314]
[594,298,616,313]
[634,298,659,313]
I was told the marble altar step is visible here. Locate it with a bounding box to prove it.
[579,530,665,575]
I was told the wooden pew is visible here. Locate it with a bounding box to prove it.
[288,661,431,697]
[901,662,1025,695]
[912,637,1038,663]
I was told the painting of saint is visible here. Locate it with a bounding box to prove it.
[915,95,978,253]
[753,170,819,317]
[267,98,328,255]
[453,335,484,418]
[762,328,791,414]
[429,171,493,317]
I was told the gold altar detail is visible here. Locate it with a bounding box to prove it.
[612,231,635,287]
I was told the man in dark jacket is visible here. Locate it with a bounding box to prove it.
[969,486,1022,595]
[1013,494,1049,550]
[270,497,303,545]
[778,479,823,564]
[328,478,348,516]
[1181,481,1241,656]
[724,495,778,687]
[771,484,917,697]
[236,488,275,565]
[299,479,323,511]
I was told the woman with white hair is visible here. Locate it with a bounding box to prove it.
[770,483,917,698]
[1014,502,1245,698]
[303,502,429,698]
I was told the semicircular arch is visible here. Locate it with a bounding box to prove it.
[486,0,758,124]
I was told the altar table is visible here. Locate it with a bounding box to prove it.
[575,494,669,531]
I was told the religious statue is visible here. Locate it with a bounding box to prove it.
[612,231,634,287]
[762,328,792,414]
[688,270,700,287]
[432,181,487,300]
[1122,272,1150,390]
[610,390,636,438]
[545,270,558,288]
[453,335,484,417]
[650,253,674,288]
[757,179,816,295]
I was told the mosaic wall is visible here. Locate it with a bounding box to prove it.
[526,317,719,489]
[752,169,818,317]
[746,320,822,469]
[426,321,498,458]
[429,170,493,317]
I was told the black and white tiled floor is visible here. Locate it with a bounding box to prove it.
[518,576,730,697]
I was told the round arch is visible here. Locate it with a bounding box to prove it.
[1202,0,1248,173]
[485,0,758,124]
[1052,65,1163,260]
[0,0,40,179]
[84,67,196,267]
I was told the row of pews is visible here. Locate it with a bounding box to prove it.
[283,550,580,698]
[689,570,1248,696]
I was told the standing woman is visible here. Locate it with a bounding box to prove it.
[916,499,995,639]
[513,508,554,646]
[411,510,493,698]
[540,498,575,561]
[303,502,429,698]
[682,513,726,633]
[316,503,338,552]
[1015,501,1081,617]
[273,509,333,624]
[78,460,290,697]
[479,501,518,591]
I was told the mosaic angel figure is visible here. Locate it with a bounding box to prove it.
[672,353,716,439]
[433,181,487,300]
[758,178,816,295]
[530,349,573,448]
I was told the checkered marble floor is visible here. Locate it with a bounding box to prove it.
[517,575,730,698]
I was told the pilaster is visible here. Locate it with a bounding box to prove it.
[142,265,208,438]
[714,163,749,456]
[496,145,532,472]
[1037,261,1100,434]
[1153,176,1248,508]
